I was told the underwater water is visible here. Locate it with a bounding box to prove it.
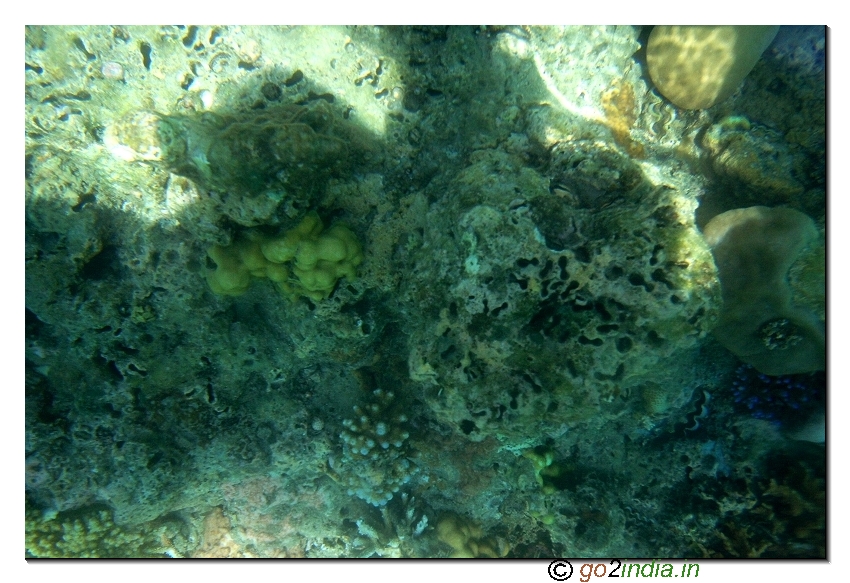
[25,25,825,558]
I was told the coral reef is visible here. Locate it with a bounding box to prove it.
[435,512,508,558]
[105,103,350,199]
[25,500,191,558]
[701,116,805,204]
[25,25,825,558]
[521,445,584,496]
[404,144,721,446]
[698,452,825,558]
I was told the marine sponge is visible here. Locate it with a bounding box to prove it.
[205,212,363,301]
[646,26,779,110]
[704,206,824,375]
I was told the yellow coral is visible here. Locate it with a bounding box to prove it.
[25,503,171,558]
[436,513,508,558]
[260,211,324,263]
[206,239,264,295]
[646,26,779,110]
[205,211,363,301]
[522,445,577,495]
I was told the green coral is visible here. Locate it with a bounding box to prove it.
[205,211,363,301]
[523,445,575,495]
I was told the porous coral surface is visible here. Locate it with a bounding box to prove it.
[26,25,825,558]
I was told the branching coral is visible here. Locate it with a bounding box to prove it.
[335,388,418,507]
[25,502,181,558]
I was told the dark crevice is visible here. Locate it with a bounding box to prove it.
[139,42,153,70]
[182,26,199,48]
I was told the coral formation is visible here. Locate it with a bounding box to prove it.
[435,512,508,558]
[646,26,779,110]
[700,453,825,558]
[600,79,645,158]
[25,502,187,558]
[205,211,363,301]
[406,144,721,445]
[701,116,805,204]
[521,445,580,495]
[703,206,824,375]
[787,238,826,322]
[336,388,419,507]
[105,102,349,198]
